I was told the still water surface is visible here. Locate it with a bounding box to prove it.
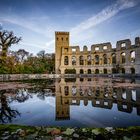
[0,78,140,127]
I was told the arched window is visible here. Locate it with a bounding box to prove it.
[87,69,91,74]
[95,87,100,96]
[79,56,84,65]
[95,55,99,65]
[72,56,76,65]
[121,68,125,74]
[64,56,68,65]
[130,51,135,63]
[87,55,91,65]
[130,68,135,74]
[64,86,69,96]
[72,86,77,96]
[95,69,99,74]
[112,53,116,64]
[80,69,84,74]
[121,52,126,64]
[103,54,107,64]
[103,69,107,74]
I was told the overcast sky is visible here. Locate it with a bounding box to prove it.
[0,0,140,54]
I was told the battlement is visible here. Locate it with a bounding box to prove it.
[55,31,69,35]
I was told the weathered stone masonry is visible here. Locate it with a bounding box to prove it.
[55,32,140,74]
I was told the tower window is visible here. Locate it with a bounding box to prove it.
[57,37,58,41]
[66,37,68,41]
[62,37,63,41]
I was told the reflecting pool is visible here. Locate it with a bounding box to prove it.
[0,78,140,127]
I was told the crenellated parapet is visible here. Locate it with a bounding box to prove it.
[55,31,69,35]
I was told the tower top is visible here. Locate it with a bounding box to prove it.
[55,31,69,35]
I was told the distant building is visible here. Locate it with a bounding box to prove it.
[55,32,140,74]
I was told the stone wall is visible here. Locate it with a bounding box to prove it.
[0,74,60,81]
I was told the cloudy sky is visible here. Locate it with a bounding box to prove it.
[0,0,140,54]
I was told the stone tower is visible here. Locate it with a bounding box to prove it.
[55,32,69,74]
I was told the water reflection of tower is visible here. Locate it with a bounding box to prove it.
[55,79,70,120]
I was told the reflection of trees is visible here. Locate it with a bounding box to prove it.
[15,89,32,102]
[0,90,20,123]
[37,89,54,100]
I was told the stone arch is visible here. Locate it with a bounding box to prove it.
[95,69,99,74]
[130,68,135,74]
[103,68,108,74]
[64,56,69,65]
[79,55,84,65]
[87,69,91,74]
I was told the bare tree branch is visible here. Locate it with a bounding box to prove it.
[0,29,21,58]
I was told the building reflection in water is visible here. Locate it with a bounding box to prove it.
[0,78,140,124]
[55,78,140,120]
